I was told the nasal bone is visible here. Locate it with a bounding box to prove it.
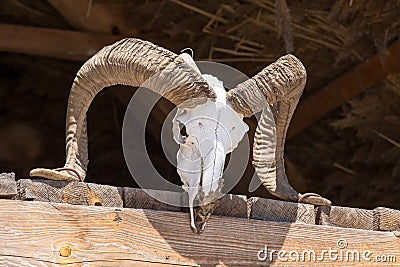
[188,144,226,232]
[187,186,199,231]
[200,141,226,194]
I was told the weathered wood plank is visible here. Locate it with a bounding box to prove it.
[180,193,248,219]
[248,197,316,224]
[288,40,400,138]
[0,172,17,198]
[5,177,400,235]
[0,24,122,61]
[0,199,399,266]
[123,187,181,212]
[124,187,248,218]
[374,207,400,231]
[47,0,138,35]
[317,206,374,230]
[317,206,400,232]
[0,257,193,267]
[213,194,247,218]
[18,179,123,207]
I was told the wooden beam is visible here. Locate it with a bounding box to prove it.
[0,173,16,198]
[11,178,400,232]
[17,179,123,207]
[47,0,137,35]
[0,24,122,61]
[317,205,400,232]
[17,179,249,218]
[317,206,374,230]
[288,40,400,138]
[1,199,399,266]
[249,197,315,224]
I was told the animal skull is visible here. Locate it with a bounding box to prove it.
[29,38,331,235]
[172,61,249,232]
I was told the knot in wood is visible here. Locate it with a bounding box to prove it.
[59,245,72,257]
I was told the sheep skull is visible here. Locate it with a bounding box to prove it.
[172,73,249,233]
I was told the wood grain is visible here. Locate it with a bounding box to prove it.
[213,194,247,218]
[18,179,123,207]
[11,178,400,233]
[374,207,400,231]
[0,172,17,198]
[317,206,400,232]
[249,197,316,224]
[123,187,182,212]
[317,206,374,230]
[0,199,399,266]
[123,188,248,218]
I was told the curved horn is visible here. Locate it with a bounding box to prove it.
[227,55,306,116]
[227,55,330,205]
[30,38,216,181]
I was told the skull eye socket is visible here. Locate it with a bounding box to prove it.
[180,123,188,137]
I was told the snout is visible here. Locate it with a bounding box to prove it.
[177,138,226,234]
[190,200,220,234]
[177,139,226,193]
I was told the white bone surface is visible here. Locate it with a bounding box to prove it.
[174,53,249,230]
[173,72,248,202]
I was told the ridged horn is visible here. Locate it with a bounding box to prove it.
[227,55,306,117]
[227,55,330,205]
[30,38,216,181]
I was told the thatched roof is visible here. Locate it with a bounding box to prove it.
[0,0,400,208]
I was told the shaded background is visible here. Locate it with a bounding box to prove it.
[0,0,399,209]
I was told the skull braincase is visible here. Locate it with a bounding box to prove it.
[172,74,249,202]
